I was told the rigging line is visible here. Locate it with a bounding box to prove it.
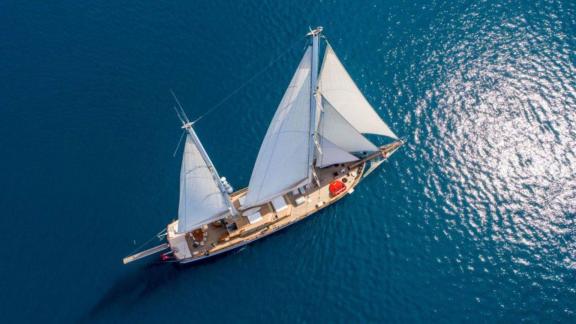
[172,104,186,125]
[129,228,167,255]
[190,37,310,124]
[172,129,186,157]
[170,90,190,123]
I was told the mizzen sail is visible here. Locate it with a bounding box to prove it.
[318,44,398,139]
[244,47,313,207]
[178,134,229,233]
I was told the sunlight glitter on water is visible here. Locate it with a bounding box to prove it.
[412,8,576,276]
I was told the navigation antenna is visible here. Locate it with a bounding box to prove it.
[170,89,192,156]
[170,89,192,128]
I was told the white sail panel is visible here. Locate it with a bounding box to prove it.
[316,136,359,168]
[318,97,378,154]
[318,44,398,139]
[178,135,228,233]
[244,47,313,207]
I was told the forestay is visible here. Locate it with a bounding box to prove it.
[318,44,398,139]
[244,47,313,207]
[178,135,229,233]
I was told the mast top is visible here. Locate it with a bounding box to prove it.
[181,122,193,130]
[306,26,324,37]
[170,89,195,130]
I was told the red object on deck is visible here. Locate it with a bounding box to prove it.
[329,180,346,197]
[160,254,171,261]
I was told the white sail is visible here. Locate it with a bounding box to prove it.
[316,136,359,168]
[178,134,228,233]
[244,47,313,207]
[318,44,398,139]
[318,97,378,154]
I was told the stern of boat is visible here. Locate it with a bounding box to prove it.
[167,220,192,260]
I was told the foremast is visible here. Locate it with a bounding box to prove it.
[172,94,238,217]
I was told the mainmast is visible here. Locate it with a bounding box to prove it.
[171,91,238,216]
[307,26,323,186]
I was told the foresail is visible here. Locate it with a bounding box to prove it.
[318,44,398,139]
[244,47,313,207]
[178,135,228,233]
[316,136,359,168]
[318,97,378,153]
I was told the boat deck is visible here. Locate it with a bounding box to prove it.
[174,161,365,261]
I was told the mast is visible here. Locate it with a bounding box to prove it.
[171,91,238,216]
[307,26,323,186]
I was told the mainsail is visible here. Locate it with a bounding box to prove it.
[243,47,313,207]
[178,134,229,233]
[318,44,398,139]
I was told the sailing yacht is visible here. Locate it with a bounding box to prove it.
[123,27,403,265]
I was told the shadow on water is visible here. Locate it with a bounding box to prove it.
[80,249,245,323]
[80,261,181,322]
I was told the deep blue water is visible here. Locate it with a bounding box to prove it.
[1,0,576,322]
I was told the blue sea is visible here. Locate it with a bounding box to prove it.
[1,0,575,322]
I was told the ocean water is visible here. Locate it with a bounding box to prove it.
[1,0,575,322]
